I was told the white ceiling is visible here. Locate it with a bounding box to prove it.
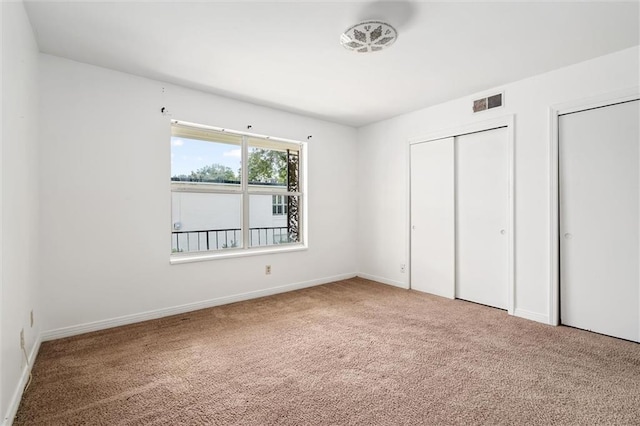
[24,1,639,127]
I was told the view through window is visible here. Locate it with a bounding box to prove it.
[170,122,303,255]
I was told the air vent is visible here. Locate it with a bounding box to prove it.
[473,93,503,113]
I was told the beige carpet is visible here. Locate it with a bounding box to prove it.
[15,278,640,425]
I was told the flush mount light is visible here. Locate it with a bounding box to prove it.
[340,20,397,53]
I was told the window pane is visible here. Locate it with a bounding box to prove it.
[247,145,288,187]
[172,192,242,252]
[249,194,300,247]
[171,137,241,186]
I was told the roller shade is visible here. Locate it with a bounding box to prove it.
[171,123,242,146]
[172,122,301,153]
[247,136,300,153]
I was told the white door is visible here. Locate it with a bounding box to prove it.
[410,138,455,298]
[559,100,640,342]
[455,127,509,309]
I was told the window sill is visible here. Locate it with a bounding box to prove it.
[170,243,308,265]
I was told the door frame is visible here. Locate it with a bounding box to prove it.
[408,115,515,315]
[548,87,640,326]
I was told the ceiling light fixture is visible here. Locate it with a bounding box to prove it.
[340,20,398,53]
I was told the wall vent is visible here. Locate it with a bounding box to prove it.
[473,93,503,113]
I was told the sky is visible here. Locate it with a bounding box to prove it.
[171,137,241,177]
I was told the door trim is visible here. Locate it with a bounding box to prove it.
[408,115,515,315]
[548,86,640,326]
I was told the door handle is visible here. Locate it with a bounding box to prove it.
[500,229,506,235]
[564,233,573,240]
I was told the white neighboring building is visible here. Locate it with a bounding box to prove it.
[171,188,290,252]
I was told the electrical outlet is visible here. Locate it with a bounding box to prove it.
[20,329,25,349]
[400,264,406,273]
[30,310,34,328]
[265,265,271,275]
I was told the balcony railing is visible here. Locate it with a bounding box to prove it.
[172,227,291,253]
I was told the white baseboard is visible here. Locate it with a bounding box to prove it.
[41,272,358,341]
[357,272,408,289]
[514,307,550,325]
[3,335,42,426]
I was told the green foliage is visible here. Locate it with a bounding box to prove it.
[172,163,239,183]
[248,149,287,185]
[171,149,288,185]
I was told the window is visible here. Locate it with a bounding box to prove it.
[272,195,287,216]
[170,121,304,258]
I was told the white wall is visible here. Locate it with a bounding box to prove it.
[38,54,358,334]
[1,1,41,423]
[357,46,640,323]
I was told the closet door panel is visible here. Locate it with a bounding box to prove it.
[560,100,639,342]
[455,127,509,309]
[410,138,454,298]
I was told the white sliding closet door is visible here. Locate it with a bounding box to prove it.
[410,138,455,298]
[455,127,509,309]
[559,100,639,342]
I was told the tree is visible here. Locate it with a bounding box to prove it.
[171,149,289,185]
[172,163,238,183]
[247,149,287,184]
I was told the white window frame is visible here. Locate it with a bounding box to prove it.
[170,120,307,264]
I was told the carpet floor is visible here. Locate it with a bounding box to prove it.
[14,277,640,425]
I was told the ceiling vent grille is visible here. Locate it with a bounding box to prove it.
[473,93,503,113]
